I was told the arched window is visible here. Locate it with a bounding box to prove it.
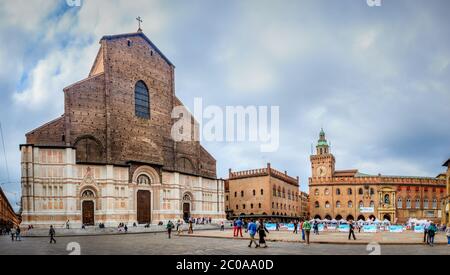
[406,198,411,209]
[432,198,437,209]
[314,189,319,196]
[370,188,375,195]
[324,188,329,195]
[384,194,390,204]
[325,201,330,208]
[278,187,282,197]
[370,201,375,208]
[336,188,341,195]
[315,201,320,208]
[241,191,244,197]
[137,175,151,185]
[288,190,291,200]
[359,201,364,208]
[74,136,103,163]
[253,190,256,196]
[234,192,237,198]
[336,201,341,208]
[134,81,150,119]
[347,188,352,195]
[358,188,363,195]
[135,81,150,119]
[415,197,421,209]
[348,201,353,208]
[397,197,403,209]
[282,188,286,198]
[261,189,264,196]
[272,186,276,196]
[423,198,429,209]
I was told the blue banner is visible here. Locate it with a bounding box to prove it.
[414,225,425,233]
[363,225,377,233]
[389,225,403,233]
[338,224,350,232]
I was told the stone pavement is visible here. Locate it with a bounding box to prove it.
[20,223,224,237]
[0,233,448,255]
[182,229,449,245]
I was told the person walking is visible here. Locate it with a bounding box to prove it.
[300,220,305,241]
[235,219,243,237]
[66,220,70,230]
[220,221,225,231]
[303,219,311,245]
[428,222,437,247]
[247,220,258,248]
[256,219,269,248]
[177,220,183,235]
[293,220,298,234]
[167,220,175,239]
[49,225,56,244]
[233,219,237,237]
[348,221,356,240]
[313,221,319,235]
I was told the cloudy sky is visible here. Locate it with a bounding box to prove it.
[0,0,449,209]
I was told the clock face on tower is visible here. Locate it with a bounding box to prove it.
[317,166,327,177]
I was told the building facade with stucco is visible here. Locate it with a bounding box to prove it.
[309,129,446,223]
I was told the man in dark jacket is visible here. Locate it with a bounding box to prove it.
[49,225,56,244]
[348,221,356,240]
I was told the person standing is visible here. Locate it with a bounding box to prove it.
[303,219,311,245]
[167,220,175,239]
[10,226,16,242]
[300,220,305,241]
[15,226,21,241]
[247,220,258,248]
[293,220,298,234]
[49,225,56,244]
[428,222,437,247]
[256,219,269,248]
[220,221,225,231]
[424,220,430,244]
[233,219,237,237]
[236,219,243,237]
[348,221,356,240]
[177,220,184,236]
[66,220,70,230]
[188,219,194,234]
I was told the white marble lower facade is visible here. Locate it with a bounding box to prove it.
[20,145,226,228]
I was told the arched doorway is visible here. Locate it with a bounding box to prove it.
[325,215,332,220]
[369,215,376,221]
[81,190,95,226]
[335,214,343,220]
[314,215,322,220]
[183,193,192,222]
[137,190,151,224]
[383,214,391,221]
[346,215,355,221]
[357,215,366,221]
[82,201,95,226]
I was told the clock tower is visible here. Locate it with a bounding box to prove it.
[310,129,335,178]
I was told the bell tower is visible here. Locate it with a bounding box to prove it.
[310,129,335,178]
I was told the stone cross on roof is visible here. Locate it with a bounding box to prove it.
[136,16,143,32]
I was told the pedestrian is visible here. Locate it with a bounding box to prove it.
[445,226,450,245]
[313,221,319,235]
[303,219,311,245]
[348,221,356,241]
[235,218,243,237]
[247,219,258,248]
[66,220,70,229]
[293,220,298,234]
[300,220,305,241]
[49,225,56,244]
[15,226,21,241]
[424,220,430,244]
[188,219,194,234]
[167,220,175,239]
[428,222,437,247]
[124,224,128,233]
[11,226,16,242]
[256,219,269,248]
[220,221,225,231]
[233,219,237,237]
[275,222,280,231]
[177,220,183,235]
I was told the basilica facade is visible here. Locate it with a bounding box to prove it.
[20,30,225,228]
[309,130,446,224]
